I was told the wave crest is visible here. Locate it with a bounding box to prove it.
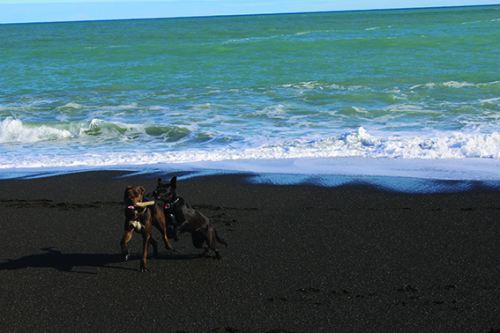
[0,117,73,143]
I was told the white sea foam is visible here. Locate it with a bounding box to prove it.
[410,80,496,90]
[442,81,476,88]
[3,116,500,161]
[2,123,500,171]
[0,117,73,143]
[57,102,83,110]
[281,81,354,91]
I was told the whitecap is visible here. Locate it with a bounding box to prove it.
[411,81,476,90]
[442,81,475,88]
[0,117,72,143]
[57,102,82,110]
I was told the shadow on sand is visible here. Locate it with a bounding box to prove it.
[0,247,201,273]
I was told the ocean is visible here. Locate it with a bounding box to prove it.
[1,5,500,190]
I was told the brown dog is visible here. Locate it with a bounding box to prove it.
[120,185,173,272]
[153,176,228,259]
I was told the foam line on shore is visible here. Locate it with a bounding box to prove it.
[2,157,500,193]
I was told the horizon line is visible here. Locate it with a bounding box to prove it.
[0,3,498,26]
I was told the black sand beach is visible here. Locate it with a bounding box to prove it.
[1,171,500,332]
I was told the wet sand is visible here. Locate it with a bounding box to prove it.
[1,171,499,332]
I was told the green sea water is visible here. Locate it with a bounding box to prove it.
[1,5,500,178]
[2,6,499,92]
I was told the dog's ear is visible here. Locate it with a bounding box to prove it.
[171,176,177,189]
[158,178,162,184]
[139,186,145,195]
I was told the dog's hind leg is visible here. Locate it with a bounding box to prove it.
[191,231,216,258]
[200,226,222,259]
[152,206,174,250]
[191,231,209,257]
[191,231,206,248]
[154,222,173,251]
[161,233,173,251]
[152,222,173,251]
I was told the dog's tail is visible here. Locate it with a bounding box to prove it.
[215,229,228,247]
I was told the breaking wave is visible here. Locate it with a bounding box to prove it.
[0,117,73,143]
[2,117,500,169]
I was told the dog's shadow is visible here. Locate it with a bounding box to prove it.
[0,247,200,274]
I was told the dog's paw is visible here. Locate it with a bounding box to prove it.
[138,267,148,272]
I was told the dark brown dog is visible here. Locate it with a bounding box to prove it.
[153,176,228,259]
[120,185,173,272]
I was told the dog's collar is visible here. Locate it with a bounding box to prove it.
[127,205,148,218]
[164,197,180,210]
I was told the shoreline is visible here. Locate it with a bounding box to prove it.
[1,170,500,332]
[3,156,500,193]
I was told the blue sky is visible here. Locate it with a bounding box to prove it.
[0,0,497,24]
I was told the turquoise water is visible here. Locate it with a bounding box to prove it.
[1,5,500,182]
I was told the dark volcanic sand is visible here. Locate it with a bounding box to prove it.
[1,171,499,332]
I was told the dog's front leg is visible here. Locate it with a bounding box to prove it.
[140,233,150,272]
[120,229,134,260]
[170,215,179,242]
